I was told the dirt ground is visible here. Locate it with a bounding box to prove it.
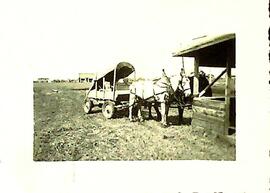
[33,82,235,161]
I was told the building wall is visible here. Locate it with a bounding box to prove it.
[79,73,95,83]
[79,77,93,83]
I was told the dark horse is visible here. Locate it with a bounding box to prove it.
[189,71,212,97]
[148,71,212,125]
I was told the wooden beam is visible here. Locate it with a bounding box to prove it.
[193,98,225,111]
[224,49,232,135]
[193,112,225,123]
[198,68,227,97]
[182,57,185,71]
[193,57,199,95]
[193,106,225,118]
[103,77,105,99]
[112,68,117,101]
[192,118,225,134]
[95,74,97,98]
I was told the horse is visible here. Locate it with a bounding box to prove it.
[147,70,212,125]
[188,71,212,97]
[128,72,191,126]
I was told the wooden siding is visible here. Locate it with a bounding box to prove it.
[192,97,235,135]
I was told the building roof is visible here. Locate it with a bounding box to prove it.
[172,33,235,68]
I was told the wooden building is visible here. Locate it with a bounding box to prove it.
[173,33,236,135]
[79,73,95,83]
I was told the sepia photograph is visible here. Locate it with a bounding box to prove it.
[0,0,269,193]
[33,34,236,161]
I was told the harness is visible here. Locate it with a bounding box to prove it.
[169,75,191,109]
[129,88,167,103]
[129,72,191,108]
[172,89,186,108]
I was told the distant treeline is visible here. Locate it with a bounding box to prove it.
[52,79,77,83]
[34,79,78,83]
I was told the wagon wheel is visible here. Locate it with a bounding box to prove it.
[102,101,115,119]
[83,100,94,114]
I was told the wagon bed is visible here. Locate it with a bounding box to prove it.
[83,62,135,118]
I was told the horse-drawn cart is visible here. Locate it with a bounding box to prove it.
[83,62,135,118]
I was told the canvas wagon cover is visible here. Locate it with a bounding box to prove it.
[91,62,135,90]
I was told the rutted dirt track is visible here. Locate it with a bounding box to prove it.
[33,82,235,161]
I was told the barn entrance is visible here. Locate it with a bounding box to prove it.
[173,33,236,136]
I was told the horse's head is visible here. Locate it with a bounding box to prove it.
[171,74,192,106]
[170,74,191,97]
[179,75,191,97]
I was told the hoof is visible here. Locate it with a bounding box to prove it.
[139,118,144,122]
[157,115,162,121]
[129,118,135,122]
[161,123,169,128]
[178,119,183,125]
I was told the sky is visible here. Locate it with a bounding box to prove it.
[0,0,258,80]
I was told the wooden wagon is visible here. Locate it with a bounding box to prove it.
[83,62,135,119]
[173,33,236,136]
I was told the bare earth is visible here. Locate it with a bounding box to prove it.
[33,82,235,161]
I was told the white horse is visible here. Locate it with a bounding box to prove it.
[129,73,191,126]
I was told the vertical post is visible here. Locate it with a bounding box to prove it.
[95,74,97,98]
[224,51,232,135]
[209,68,212,83]
[194,56,199,96]
[182,57,185,73]
[103,77,105,99]
[112,68,117,101]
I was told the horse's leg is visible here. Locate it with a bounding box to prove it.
[129,103,133,121]
[129,94,135,122]
[178,106,184,125]
[154,102,161,121]
[148,103,153,120]
[164,103,170,125]
[137,101,144,122]
[160,102,167,126]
